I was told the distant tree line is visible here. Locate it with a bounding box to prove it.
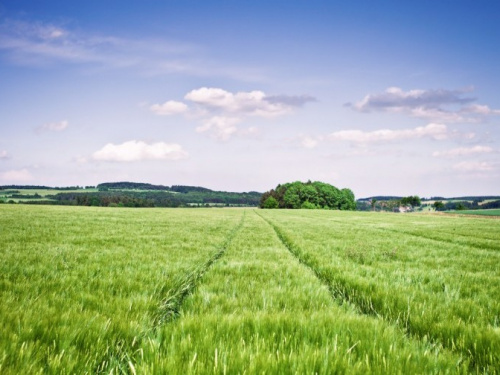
[21,189,261,207]
[357,196,422,212]
[97,182,168,191]
[431,199,500,211]
[1,182,261,207]
[259,181,356,210]
[96,182,213,193]
[10,193,42,199]
[356,196,500,212]
[0,185,90,190]
[429,195,500,201]
[170,185,213,193]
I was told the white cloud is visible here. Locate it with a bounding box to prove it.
[185,87,311,117]
[0,20,100,65]
[353,87,473,112]
[0,150,9,160]
[238,126,262,138]
[150,100,188,115]
[196,116,241,141]
[300,135,322,149]
[37,120,68,132]
[152,87,315,140]
[350,87,500,123]
[0,19,263,79]
[185,87,238,109]
[453,161,494,172]
[433,145,494,158]
[265,94,316,107]
[0,19,195,70]
[328,123,448,144]
[462,104,500,115]
[92,140,188,162]
[408,107,468,123]
[0,168,34,182]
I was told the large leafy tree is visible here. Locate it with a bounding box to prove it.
[401,195,421,207]
[262,196,279,209]
[433,201,445,211]
[311,181,340,209]
[339,188,356,210]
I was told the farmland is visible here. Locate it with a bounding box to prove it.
[447,209,500,217]
[1,206,499,373]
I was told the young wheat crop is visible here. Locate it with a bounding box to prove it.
[1,206,497,373]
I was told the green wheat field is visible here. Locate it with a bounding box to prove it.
[1,205,499,374]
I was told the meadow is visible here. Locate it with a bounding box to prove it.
[0,206,498,374]
[0,188,96,203]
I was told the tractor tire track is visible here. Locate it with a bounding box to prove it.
[318,216,499,253]
[153,211,246,327]
[256,210,498,373]
[255,210,380,316]
[376,226,499,252]
[95,211,246,374]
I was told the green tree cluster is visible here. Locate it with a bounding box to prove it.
[400,195,421,207]
[433,201,445,211]
[259,181,355,210]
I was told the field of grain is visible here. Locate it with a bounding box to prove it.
[1,205,498,373]
[449,209,500,217]
[0,188,97,203]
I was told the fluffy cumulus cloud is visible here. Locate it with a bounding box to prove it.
[150,100,188,115]
[462,104,500,115]
[265,94,317,107]
[0,150,9,160]
[0,168,34,182]
[184,87,315,117]
[350,87,500,123]
[433,145,494,158]
[37,120,68,133]
[195,116,241,141]
[328,123,449,144]
[150,87,315,140]
[92,140,188,162]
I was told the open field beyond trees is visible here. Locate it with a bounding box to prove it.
[1,206,499,374]
[447,209,500,217]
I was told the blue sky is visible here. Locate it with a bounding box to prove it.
[1,0,499,197]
